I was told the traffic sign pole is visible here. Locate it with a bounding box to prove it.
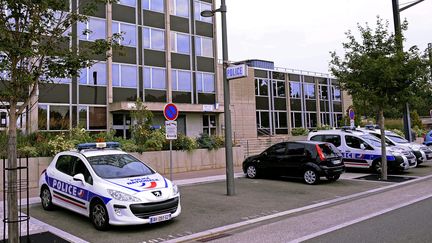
[164,104,179,181]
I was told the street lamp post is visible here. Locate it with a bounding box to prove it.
[392,0,425,142]
[201,0,235,196]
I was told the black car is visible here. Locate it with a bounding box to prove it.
[242,141,344,185]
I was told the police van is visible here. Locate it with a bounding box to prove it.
[39,142,181,230]
[307,129,417,172]
[360,128,432,165]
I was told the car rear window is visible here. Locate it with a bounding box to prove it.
[318,143,341,157]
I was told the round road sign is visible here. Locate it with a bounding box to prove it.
[164,103,179,121]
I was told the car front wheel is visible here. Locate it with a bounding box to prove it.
[91,201,110,231]
[303,169,320,185]
[41,186,55,211]
[246,165,259,179]
[372,160,382,174]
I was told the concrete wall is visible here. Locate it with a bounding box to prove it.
[229,67,258,139]
[0,147,244,197]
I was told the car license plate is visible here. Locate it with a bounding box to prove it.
[149,213,171,224]
[332,160,341,165]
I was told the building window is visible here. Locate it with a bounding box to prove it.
[144,67,166,90]
[333,87,341,101]
[89,107,107,130]
[112,64,137,88]
[289,82,301,98]
[38,105,48,130]
[78,17,106,41]
[78,106,88,129]
[170,0,189,18]
[257,111,270,128]
[194,1,212,23]
[143,27,165,51]
[112,21,137,47]
[79,62,107,86]
[195,36,213,57]
[172,69,192,91]
[118,0,137,7]
[171,32,190,54]
[319,85,328,100]
[272,80,285,97]
[291,112,303,128]
[196,72,214,93]
[142,0,164,12]
[255,79,269,96]
[203,115,216,135]
[304,83,315,99]
[49,105,70,130]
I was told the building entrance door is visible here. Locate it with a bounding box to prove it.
[112,113,131,139]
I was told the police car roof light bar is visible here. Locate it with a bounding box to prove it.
[77,142,120,151]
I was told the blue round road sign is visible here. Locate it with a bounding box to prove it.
[164,103,179,121]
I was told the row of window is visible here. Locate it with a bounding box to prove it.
[78,18,213,57]
[38,105,107,131]
[54,63,215,92]
[255,79,341,101]
[118,0,213,22]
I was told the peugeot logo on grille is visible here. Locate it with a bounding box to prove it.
[152,191,162,197]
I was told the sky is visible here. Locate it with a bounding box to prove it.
[215,0,432,74]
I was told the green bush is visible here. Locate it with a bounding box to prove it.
[213,135,225,149]
[70,128,92,145]
[411,111,423,129]
[291,128,309,136]
[389,129,404,137]
[173,133,199,151]
[196,133,225,150]
[17,146,38,158]
[412,126,426,137]
[48,134,74,155]
[384,119,403,130]
[144,129,165,151]
[317,124,332,130]
[120,140,139,152]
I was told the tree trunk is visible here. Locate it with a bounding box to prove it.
[7,103,19,243]
[379,109,387,180]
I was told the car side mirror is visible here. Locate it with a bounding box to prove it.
[73,173,85,183]
[360,144,366,150]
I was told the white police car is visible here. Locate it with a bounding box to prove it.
[308,129,417,172]
[361,128,432,165]
[39,142,181,230]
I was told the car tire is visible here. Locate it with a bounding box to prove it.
[372,160,382,174]
[91,200,110,231]
[246,164,259,179]
[40,186,55,211]
[303,169,320,185]
[326,174,340,182]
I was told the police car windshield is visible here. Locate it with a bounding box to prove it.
[387,134,409,144]
[360,134,387,147]
[87,154,154,179]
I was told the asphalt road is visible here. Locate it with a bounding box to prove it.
[27,176,384,243]
[306,197,432,243]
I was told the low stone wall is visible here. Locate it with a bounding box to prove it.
[0,147,244,196]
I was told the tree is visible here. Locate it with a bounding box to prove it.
[330,17,431,180]
[130,98,154,146]
[0,1,119,241]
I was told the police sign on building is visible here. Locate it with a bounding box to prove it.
[226,64,247,80]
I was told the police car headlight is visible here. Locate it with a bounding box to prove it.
[107,189,141,202]
[172,184,179,196]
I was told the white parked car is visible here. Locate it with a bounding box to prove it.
[361,128,432,165]
[307,129,417,172]
[39,142,181,230]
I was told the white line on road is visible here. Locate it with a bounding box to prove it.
[289,193,432,243]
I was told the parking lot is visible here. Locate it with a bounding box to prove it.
[25,163,432,243]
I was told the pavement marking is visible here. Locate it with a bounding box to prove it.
[289,192,432,243]
[174,172,245,186]
[165,173,432,243]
